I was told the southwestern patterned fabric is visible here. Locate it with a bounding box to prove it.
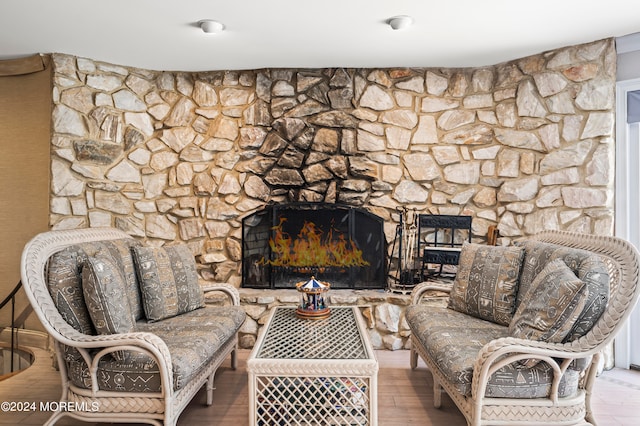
[406,305,580,398]
[509,259,588,368]
[483,361,580,398]
[47,245,96,337]
[448,243,525,326]
[137,306,245,389]
[46,238,144,332]
[516,240,609,342]
[65,306,246,392]
[82,253,137,362]
[47,239,141,363]
[82,254,137,335]
[133,245,204,322]
[45,239,246,396]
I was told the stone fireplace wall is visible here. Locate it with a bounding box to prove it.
[49,39,615,348]
[50,38,615,288]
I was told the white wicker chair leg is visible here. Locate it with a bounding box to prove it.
[206,373,216,406]
[44,411,66,426]
[231,347,238,370]
[433,375,442,408]
[584,353,601,426]
[410,347,418,369]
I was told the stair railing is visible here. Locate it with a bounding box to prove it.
[0,281,24,373]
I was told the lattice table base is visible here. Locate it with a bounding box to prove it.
[256,375,370,425]
[248,307,378,425]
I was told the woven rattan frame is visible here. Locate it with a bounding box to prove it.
[20,227,242,426]
[247,306,379,425]
[409,230,640,426]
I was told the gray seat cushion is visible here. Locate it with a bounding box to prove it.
[66,306,246,392]
[137,306,245,390]
[406,305,580,398]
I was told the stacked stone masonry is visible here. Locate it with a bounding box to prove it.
[234,289,417,350]
[50,38,615,348]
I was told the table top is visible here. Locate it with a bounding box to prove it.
[254,306,372,360]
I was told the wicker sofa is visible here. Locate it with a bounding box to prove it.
[406,230,640,426]
[20,227,246,426]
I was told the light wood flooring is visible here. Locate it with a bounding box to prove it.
[1,347,639,425]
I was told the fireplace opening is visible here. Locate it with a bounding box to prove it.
[242,203,386,289]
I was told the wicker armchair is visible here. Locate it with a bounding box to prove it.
[20,227,245,426]
[408,231,640,426]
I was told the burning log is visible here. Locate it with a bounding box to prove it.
[261,217,370,269]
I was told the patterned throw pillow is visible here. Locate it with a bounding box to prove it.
[509,259,588,367]
[448,243,525,326]
[82,253,137,361]
[48,245,97,336]
[47,239,144,330]
[133,245,205,322]
[516,240,609,342]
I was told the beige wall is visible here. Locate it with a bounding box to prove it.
[0,55,51,331]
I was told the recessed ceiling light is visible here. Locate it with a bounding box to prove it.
[199,20,225,34]
[388,15,413,31]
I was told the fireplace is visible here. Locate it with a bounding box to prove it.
[242,203,386,289]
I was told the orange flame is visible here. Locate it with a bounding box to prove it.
[261,217,370,268]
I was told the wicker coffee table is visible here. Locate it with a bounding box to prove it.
[247,306,378,425]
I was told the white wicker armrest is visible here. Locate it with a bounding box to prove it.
[65,330,172,363]
[410,281,453,305]
[54,327,175,396]
[471,336,590,402]
[201,282,241,306]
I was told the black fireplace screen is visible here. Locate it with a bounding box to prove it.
[242,203,386,289]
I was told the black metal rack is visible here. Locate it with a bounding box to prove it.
[418,214,472,278]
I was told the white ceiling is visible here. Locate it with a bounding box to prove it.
[2,0,640,72]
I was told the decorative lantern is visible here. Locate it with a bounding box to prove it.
[295,276,330,319]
